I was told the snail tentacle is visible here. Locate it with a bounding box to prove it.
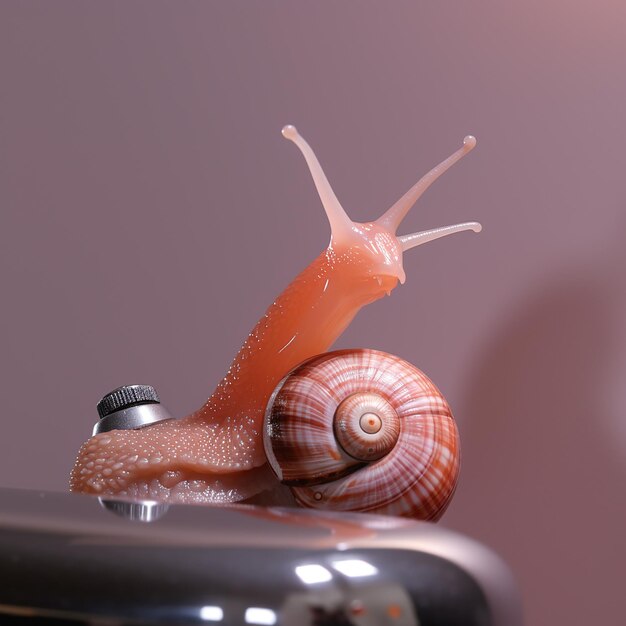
[282,124,353,243]
[399,221,482,252]
[377,135,477,232]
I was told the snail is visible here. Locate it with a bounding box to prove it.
[70,125,480,521]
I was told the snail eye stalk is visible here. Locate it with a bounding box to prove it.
[283,126,480,255]
[377,135,477,233]
[282,125,354,243]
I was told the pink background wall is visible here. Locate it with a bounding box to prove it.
[1,2,625,624]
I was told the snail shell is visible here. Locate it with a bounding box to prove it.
[263,349,460,521]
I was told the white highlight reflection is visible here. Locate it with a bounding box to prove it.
[245,607,277,625]
[295,564,333,584]
[200,605,224,621]
[331,559,379,577]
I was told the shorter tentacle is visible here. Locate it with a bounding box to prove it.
[398,221,482,252]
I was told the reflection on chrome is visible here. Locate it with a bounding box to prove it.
[97,497,170,522]
[199,605,224,621]
[245,607,278,625]
[295,564,333,584]
[279,581,419,626]
[331,559,379,578]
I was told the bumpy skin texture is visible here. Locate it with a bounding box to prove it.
[70,247,397,501]
[70,126,478,514]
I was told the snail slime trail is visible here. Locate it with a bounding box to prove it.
[71,126,480,520]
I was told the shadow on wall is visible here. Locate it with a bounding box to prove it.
[450,223,626,625]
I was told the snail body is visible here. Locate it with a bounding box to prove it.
[71,125,479,520]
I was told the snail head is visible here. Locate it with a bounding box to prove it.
[282,125,481,296]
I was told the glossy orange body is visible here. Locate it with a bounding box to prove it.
[70,245,395,500]
[70,126,478,510]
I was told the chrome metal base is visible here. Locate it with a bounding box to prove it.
[0,488,521,625]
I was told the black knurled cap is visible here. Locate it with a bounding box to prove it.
[97,384,160,419]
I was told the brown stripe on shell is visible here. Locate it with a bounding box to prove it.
[263,349,460,521]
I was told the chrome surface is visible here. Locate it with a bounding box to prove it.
[0,488,522,625]
[92,403,174,435]
[98,497,170,522]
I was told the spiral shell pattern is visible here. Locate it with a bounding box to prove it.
[263,349,460,521]
[334,392,400,461]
